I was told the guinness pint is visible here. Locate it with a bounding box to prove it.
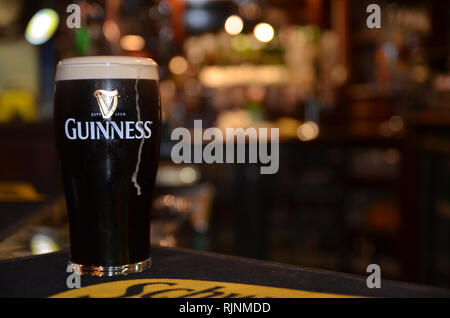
[54,56,161,276]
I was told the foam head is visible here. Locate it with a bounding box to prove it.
[55,56,159,81]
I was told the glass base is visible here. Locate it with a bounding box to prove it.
[68,257,151,277]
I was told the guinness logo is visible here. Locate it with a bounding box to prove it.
[94,89,120,119]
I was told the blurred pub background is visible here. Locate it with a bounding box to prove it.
[0,0,450,289]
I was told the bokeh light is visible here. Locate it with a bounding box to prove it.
[224,15,244,36]
[253,22,275,43]
[298,121,320,141]
[169,56,188,75]
[179,167,198,184]
[120,35,145,51]
[25,9,59,45]
[103,20,120,42]
[388,115,404,133]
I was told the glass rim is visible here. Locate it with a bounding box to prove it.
[57,56,158,68]
[55,56,159,81]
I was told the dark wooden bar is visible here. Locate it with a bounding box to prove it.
[0,246,449,298]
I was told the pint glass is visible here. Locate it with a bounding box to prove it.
[54,56,161,276]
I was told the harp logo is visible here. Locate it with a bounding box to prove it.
[94,89,120,119]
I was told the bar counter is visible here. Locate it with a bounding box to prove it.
[0,183,449,298]
[0,246,449,298]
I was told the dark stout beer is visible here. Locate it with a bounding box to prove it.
[54,56,161,276]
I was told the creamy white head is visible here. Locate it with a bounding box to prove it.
[55,56,159,81]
